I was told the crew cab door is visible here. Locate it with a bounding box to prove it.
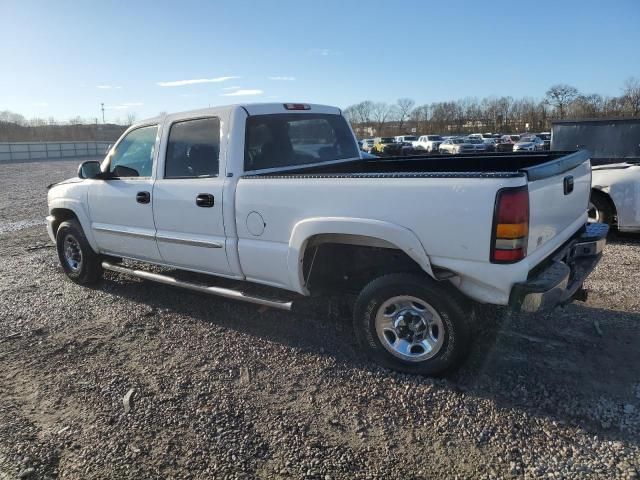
[152,115,232,275]
[88,124,163,261]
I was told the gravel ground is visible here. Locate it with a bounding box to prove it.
[0,159,638,479]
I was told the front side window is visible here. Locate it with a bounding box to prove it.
[106,125,158,177]
[165,117,220,178]
[244,113,358,171]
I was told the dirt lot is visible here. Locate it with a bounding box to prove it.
[0,159,638,479]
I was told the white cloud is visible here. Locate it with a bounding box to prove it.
[222,85,242,90]
[97,85,122,89]
[221,89,263,97]
[268,76,296,81]
[105,102,143,110]
[308,48,342,57]
[157,76,239,87]
[32,102,48,107]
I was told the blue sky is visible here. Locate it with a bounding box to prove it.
[1,0,639,122]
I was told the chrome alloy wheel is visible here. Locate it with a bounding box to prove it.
[63,234,83,272]
[375,295,445,362]
[587,201,600,223]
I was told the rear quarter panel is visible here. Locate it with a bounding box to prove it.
[235,174,526,298]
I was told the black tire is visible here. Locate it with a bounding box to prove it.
[353,273,472,376]
[589,191,615,226]
[56,219,103,285]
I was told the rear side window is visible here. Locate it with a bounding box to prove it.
[165,117,220,178]
[244,113,358,171]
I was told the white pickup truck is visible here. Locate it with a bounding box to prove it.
[46,102,608,375]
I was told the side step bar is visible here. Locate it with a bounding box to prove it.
[101,261,293,311]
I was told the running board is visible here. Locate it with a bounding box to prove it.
[101,261,293,311]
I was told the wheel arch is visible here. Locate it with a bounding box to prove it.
[591,187,618,219]
[49,200,98,251]
[287,217,434,295]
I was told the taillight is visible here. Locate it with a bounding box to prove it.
[283,103,310,110]
[491,186,529,263]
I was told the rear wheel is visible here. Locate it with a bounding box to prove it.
[588,191,614,226]
[56,220,103,284]
[353,273,472,376]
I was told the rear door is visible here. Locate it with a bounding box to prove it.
[526,152,591,255]
[152,114,232,275]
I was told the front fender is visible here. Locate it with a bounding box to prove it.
[287,217,434,295]
[48,197,99,251]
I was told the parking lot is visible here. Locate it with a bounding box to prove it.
[0,159,638,479]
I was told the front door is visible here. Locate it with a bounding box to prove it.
[152,116,231,275]
[88,124,162,262]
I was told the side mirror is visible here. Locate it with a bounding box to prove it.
[77,160,101,179]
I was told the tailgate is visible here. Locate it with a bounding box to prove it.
[525,151,591,256]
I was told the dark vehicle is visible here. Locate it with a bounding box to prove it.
[495,135,520,152]
[537,132,551,150]
[551,118,640,165]
[372,137,403,156]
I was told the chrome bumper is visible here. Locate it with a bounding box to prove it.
[509,223,608,313]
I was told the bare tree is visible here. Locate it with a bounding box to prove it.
[395,98,415,133]
[126,112,138,126]
[370,102,395,135]
[622,77,640,117]
[545,84,579,119]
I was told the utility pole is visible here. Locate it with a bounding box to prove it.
[101,103,105,124]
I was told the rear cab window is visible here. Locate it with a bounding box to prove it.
[244,113,358,171]
[165,117,220,178]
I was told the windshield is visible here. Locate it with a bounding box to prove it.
[402,136,417,141]
[467,139,482,144]
[244,113,359,171]
[452,138,464,144]
[428,136,443,141]
[381,137,395,143]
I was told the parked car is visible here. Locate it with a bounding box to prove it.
[413,135,444,153]
[496,134,521,152]
[464,137,488,153]
[439,137,475,154]
[513,135,545,152]
[372,137,403,155]
[395,135,418,144]
[46,102,607,376]
[551,118,640,229]
[483,138,497,152]
[589,163,640,229]
[537,132,551,150]
[361,138,375,152]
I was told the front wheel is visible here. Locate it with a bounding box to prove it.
[353,273,472,376]
[56,219,103,285]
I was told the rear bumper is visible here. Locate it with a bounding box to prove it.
[508,222,608,312]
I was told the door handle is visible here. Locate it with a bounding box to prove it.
[136,191,151,204]
[196,193,215,208]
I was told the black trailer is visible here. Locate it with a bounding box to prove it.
[551,118,640,165]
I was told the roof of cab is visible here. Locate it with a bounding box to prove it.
[138,102,342,125]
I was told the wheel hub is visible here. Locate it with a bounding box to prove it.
[63,234,83,272]
[375,295,445,363]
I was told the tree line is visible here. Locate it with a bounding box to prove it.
[343,79,640,137]
[0,111,134,142]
